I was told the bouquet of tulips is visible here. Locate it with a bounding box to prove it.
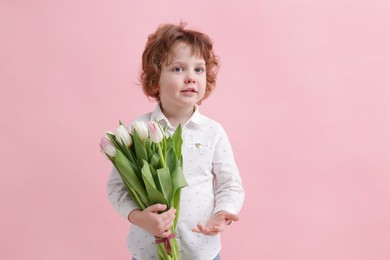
[100,120,188,260]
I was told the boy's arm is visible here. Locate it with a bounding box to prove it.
[212,124,245,215]
[193,125,244,236]
[128,204,176,238]
[107,167,176,238]
[107,167,139,219]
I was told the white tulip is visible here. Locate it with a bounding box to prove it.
[115,125,132,147]
[129,121,149,141]
[99,137,116,157]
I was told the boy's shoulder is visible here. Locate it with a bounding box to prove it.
[197,113,229,138]
[198,113,222,128]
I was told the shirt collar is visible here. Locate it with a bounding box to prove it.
[150,103,203,128]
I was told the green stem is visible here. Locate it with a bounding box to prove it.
[158,143,166,168]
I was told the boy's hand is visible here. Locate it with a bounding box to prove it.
[192,210,239,236]
[128,204,176,238]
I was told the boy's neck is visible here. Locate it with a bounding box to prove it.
[160,103,195,127]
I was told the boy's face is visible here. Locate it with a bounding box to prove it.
[158,42,206,112]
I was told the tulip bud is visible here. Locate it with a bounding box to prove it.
[100,137,116,157]
[148,121,164,143]
[115,125,132,147]
[129,121,149,141]
[105,131,114,136]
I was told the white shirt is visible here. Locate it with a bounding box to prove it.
[107,104,244,260]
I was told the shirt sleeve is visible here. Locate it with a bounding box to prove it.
[107,167,139,219]
[212,124,245,215]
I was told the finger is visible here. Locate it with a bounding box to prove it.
[159,209,176,230]
[192,223,205,233]
[198,223,206,232]
[167,207,177,217]
[160,208,176,222]
[163,211,176,224]
[195,223,206,234]
[202,226,218,236]
[147,204,167,213]
[192,227,201,233]
[204,229,219,236]
[225,213,240,222]
[198,224,216,235]
[157,229,172,238]
[192,224,218,235]
[161,207,176,217]
[161,217,175,231]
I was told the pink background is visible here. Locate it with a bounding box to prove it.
[1,0,390,259]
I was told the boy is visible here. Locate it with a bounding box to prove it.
[107,22,244,260]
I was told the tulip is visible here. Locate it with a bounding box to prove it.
[129,121,149,141]
[100,137,116,157]
[148,121,164,143]
[105,130,114,136]
[115,125,132,147]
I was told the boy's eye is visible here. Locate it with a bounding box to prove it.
[172,67,184,72]
[195,67,205,73]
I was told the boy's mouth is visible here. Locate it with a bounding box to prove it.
[181,88,197,93]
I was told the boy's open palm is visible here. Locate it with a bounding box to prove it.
[192,211,239,236]
[128,204,176,238]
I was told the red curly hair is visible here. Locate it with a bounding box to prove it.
[140,22,219,103]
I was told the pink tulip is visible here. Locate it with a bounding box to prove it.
[148,121,164,143]
[100,137,116,157]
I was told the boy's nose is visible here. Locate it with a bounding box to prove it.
[185,78,196,84]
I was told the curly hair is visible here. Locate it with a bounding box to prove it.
[140,22,219,103]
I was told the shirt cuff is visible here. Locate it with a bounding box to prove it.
[119,201,139,220]
[213,203,239,215]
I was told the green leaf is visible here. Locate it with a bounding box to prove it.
[119,175,146,210]
[172,124,183,160]
[157,123,167,159]
[151,142,157,154]
[166,137,174,150]
[170,166,187,229]
[114,150,149,206]
[144,139,152,160]
[116,141,141,181]
[149,164,162,192]
[166,136,173,146]
[166,147,178,174]
[171,166,187,205]
[133,129,148,163]
[172,191,181,229]
[106,135,139,172]
[157,167,173,206]
[141,160,167,205]
[150,153,161,172]
[105,132,115,141]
